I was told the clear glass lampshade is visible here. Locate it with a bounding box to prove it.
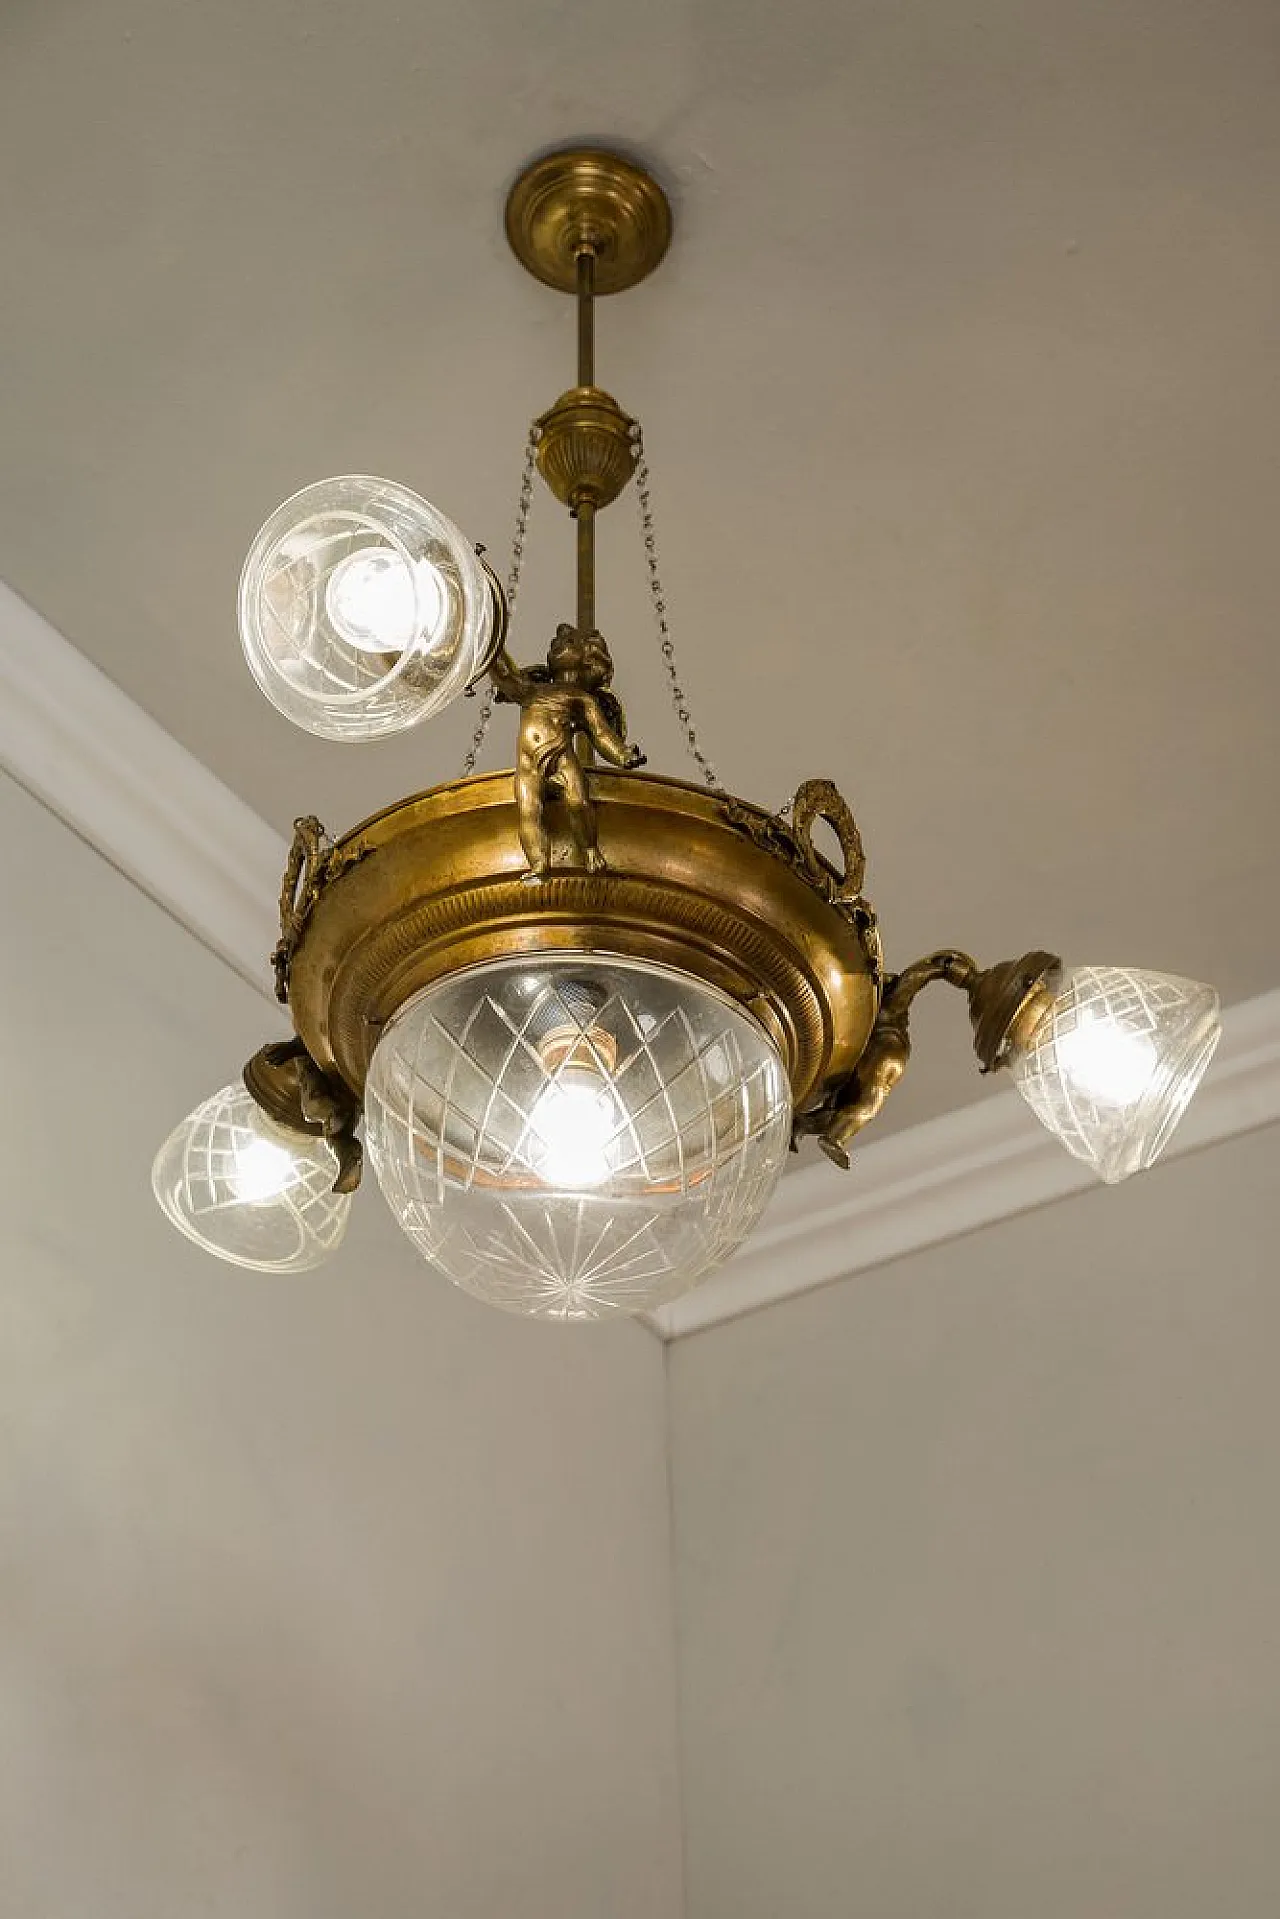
[1010,965,1221,1184]
[238,474,495,741]
[152,1082,351,1271]
[363,956,794,1322]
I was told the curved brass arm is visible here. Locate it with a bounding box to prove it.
[486,641,530,704]
[882,948,981,1011]
[796,946,1061,1170]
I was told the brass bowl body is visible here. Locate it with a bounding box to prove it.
[287,771,878,1114]
[504,148,672,294]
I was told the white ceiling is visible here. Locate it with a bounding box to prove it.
[2,0,1277,1130]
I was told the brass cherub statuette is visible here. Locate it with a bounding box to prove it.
[796,1001,912,1169]
[793,950,981,1168]
[489,622,645,881]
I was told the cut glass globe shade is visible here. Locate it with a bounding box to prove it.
[152,1082,351,1271]
[363,955,794,1322]
[1010,965,1221,1184]
[238,475,494,741]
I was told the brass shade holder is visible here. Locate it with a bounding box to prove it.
[967,950,1062,1072]
[242,1036,364,1193]
[243,1038,326,1136]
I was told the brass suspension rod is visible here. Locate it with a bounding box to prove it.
[575,246,597,634]
[577,245,595,385]
[577,502,596,635]
[505,154,671,639]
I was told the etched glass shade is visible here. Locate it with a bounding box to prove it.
[238,475,494,740]
[363,956,794,1321]
[1011,965,1221,1184]
[152,1083,351,1271]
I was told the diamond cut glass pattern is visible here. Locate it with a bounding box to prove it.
[363,956,794,1320]
[238,475,494,741]
[1011,965,1221,1184]
[152,1083,351,1271]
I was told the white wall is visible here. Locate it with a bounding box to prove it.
[669,1123,1280,1919]
[0,772,683,1918]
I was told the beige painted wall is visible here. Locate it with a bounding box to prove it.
[669,1124,1280,1918]
[0,773,683,1918]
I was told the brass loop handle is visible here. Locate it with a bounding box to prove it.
[790,779,867,905]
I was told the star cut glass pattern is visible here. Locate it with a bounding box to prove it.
[152,1082,351,1271]
[1011,964,1221,1185]
[238,475,494,741]
[363,955,794,1321]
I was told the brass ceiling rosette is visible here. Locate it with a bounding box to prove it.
[503,147,672,295]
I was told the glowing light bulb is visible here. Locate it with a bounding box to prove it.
[1054,1012,1158,1106]
[528,1071,618,1189]
[229,1135,299,1204]
[324,548,447,655]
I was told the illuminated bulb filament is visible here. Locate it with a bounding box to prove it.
[230,1135,299,1204]
[529,1073,617,1189]
[1055,1013,1158,1106]
[325,548,447,655]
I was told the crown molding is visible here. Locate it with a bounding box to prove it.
[0,580,284,1000]
[3,577,1277,1344]
[649,984,1280,1339]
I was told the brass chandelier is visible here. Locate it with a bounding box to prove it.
[153,148,1222,1320]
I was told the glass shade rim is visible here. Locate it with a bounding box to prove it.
[369,949,792,1070]
[1120,998,1221,1178]
[152,1175,349,1273]
[237,473,490,741]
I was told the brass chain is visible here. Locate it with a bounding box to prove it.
[460,421,541,776]
[631,425,723,791]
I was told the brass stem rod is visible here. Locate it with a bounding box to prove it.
[576,246,595,387]
[577,500,596,634]
[575,246,597,632]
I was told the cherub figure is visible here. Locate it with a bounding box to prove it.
[791,997,912,1169]
[813,1013,910,1169]
[489,622,645,880]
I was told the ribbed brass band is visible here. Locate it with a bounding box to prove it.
[536,386,638,511]
[286,771,878,1113]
